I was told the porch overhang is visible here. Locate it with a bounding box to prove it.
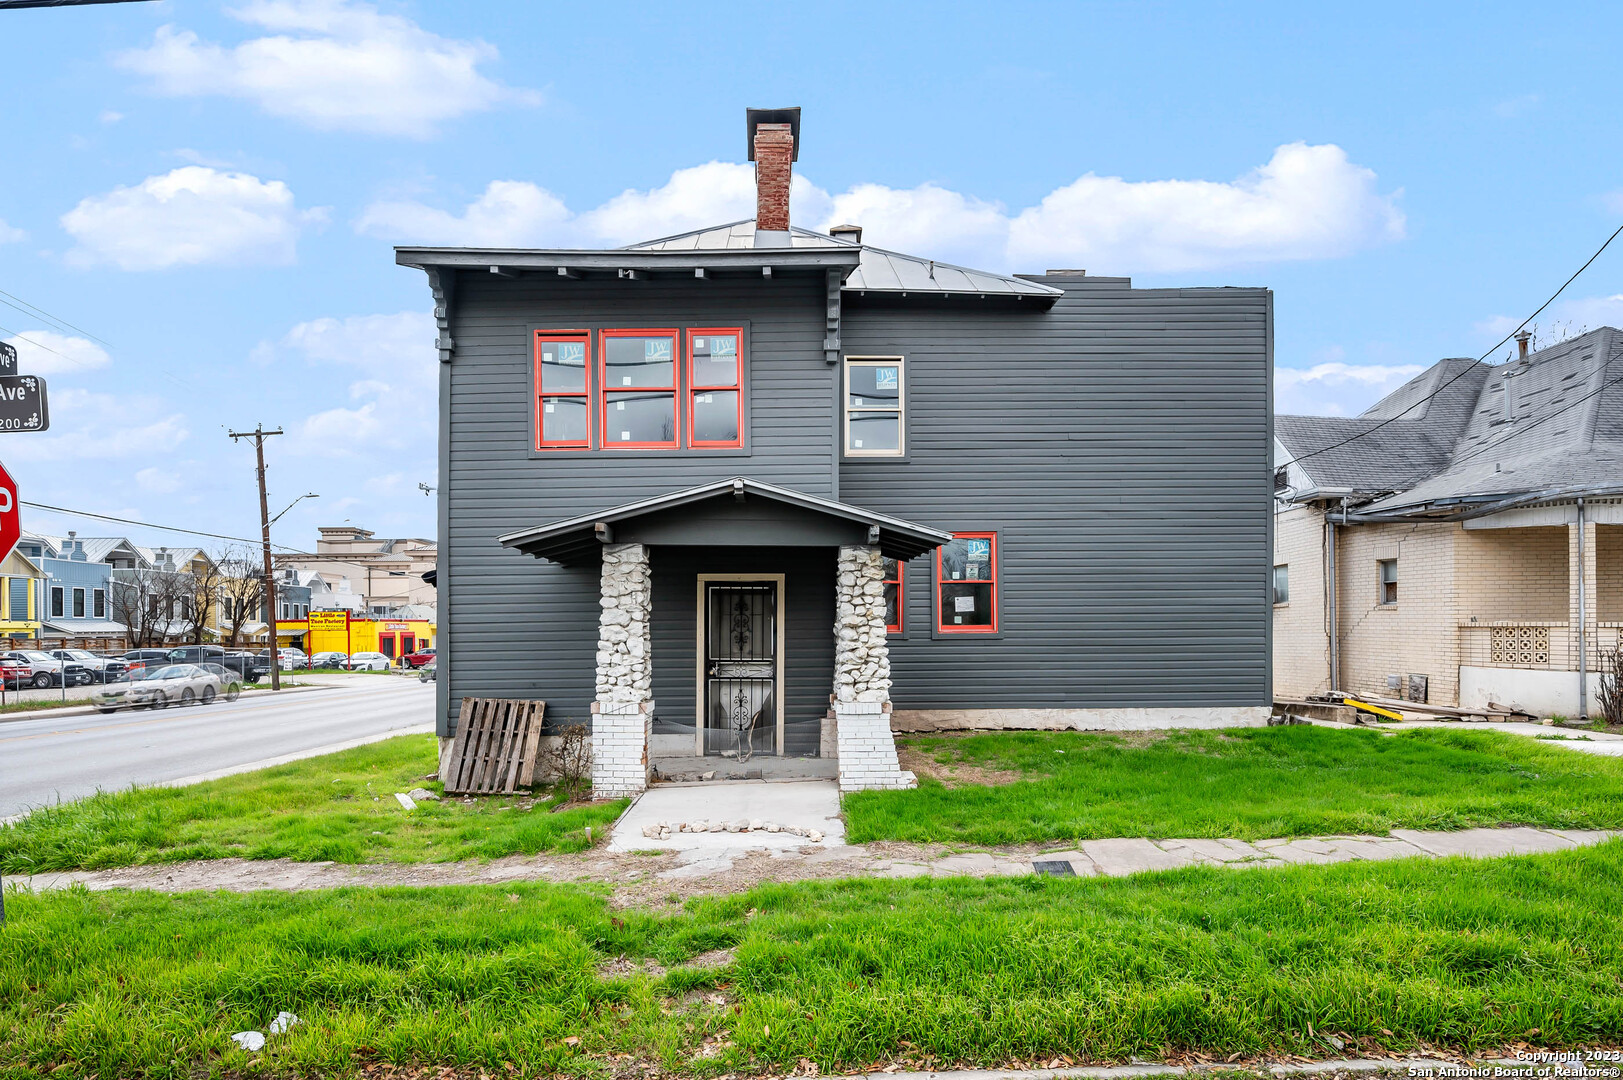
[498,477,955,565]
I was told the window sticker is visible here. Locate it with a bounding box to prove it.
[712,336,736,356]
[701,393,712,403]
[954,615,963,624]
[876,366,898,390]
[693,337,706,351]
[622,376,633,385]
[645,339,671,362]
[616,400,626,410]
[854,439,863,448]
[954,596,975,612]
[558,342,585,364]
[621,431,631,441]
[544,403,554,413]
[966,538,991,561]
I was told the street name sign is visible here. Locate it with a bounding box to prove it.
[0,374,48,432]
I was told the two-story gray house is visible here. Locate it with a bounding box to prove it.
[400,109,1274,796]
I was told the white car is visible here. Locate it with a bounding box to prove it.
[344,651,392,671]
[277,648,308,671]
[92,663,224,712]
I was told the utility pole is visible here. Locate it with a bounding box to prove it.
[229,425,284,691]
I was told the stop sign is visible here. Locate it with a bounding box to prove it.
[0,461,17,565]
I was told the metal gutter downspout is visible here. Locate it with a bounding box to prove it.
[1328,498,1347,693]
[1578,497,1589,721]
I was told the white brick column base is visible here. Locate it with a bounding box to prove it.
[834,700,916,792]
[833,545,914,792]
[592,699,653,799]
[593,543,652,799]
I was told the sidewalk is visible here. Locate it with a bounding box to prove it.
[14,824,1618,899]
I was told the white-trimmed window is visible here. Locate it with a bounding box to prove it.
[844,357,904,456]
[1272,564,1289,605]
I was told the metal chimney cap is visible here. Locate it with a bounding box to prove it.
[746,107,801,162]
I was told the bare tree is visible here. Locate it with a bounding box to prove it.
[215,547,265,649]
[183,555,224,645]
[111,566,190,648]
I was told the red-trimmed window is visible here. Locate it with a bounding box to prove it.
[686,328,743,448]
[882,557,904,633]
[600,329,678,448]
[534,331,591,449]
[936,533,997,633]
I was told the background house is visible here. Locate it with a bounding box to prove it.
[0,545,46,646]
[33,533,131,650]
[1273,326,1623,717]
[276,526,437,618]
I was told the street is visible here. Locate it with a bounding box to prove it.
[1,674,433,819]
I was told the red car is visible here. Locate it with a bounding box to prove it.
[1,657,36,689]
[402,647,436,668]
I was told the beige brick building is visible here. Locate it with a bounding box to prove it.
[1273,328,1623,718]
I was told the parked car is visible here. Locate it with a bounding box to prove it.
[2,650,89,687]
[344,651,392,671]
[276,647,308,671]
[120,648,176,675]
[309,651,346,668]
[197,663,244,701]
[93,663,224,712]
[165,645,271,683]
[49,649,129,684]
[0,657,36,689]
[402,646,435,668]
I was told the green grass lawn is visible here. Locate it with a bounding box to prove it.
[0,697,94,715]
[0,734,626,873]
[846,726,1623,845]
[3,842,1622,1079]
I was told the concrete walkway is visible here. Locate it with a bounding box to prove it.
[13,824,1617,898]
[1374,718,1623,755]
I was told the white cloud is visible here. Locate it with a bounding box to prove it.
[299,401,380,446]
[99,110,124,125]
[1007,143,1405,273]
[61,166,325,270]
[356,179,571,247]
[118,0,536,138]
[360,142,1402,275]
[2,330,111,375]
[135,466,183,494]
[1275,359,1426,417]
[0,219,24,244]
[1,386,188,462]
[261,311,436,458]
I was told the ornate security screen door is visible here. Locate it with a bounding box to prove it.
[704,582,779,758]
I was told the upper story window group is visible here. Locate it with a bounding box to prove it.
[535,328,743,451]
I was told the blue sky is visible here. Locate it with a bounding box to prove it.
[3,0,1622,553]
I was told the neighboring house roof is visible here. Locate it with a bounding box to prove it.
[34,535,145,565]
[1276,327,1623,516]
[43,619,128,636]
[626,219,1064,298]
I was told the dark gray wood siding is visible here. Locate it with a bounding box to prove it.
[839,278,1273,709]
[440,270,835,732]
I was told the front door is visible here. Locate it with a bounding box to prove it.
[701,580,781,758]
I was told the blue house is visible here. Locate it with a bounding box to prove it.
[25,532,142,650]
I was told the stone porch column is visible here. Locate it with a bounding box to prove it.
[832,545,916,792]
[592,543,653,798]
[1570,515,1599,714]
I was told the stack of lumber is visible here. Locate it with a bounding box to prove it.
[1346,693,1535,722]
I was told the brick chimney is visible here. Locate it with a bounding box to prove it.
[746,107,800,242]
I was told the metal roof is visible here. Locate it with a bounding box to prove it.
[1276,327,1623,516]
[499,476,955,565]
[626,220,1064,299]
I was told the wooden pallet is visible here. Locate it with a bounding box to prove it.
[442,698,546,794]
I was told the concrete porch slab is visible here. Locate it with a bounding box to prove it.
[607,779,844,854]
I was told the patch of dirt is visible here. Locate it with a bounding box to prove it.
[598,955,667,978]
[681,946,735,969]
[896,742,1024,787]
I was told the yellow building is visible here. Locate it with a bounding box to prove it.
[0,547,45,644]
[303,611,435,660]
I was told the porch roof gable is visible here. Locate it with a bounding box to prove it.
[498,477,955,565]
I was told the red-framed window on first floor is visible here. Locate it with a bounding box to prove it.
[534,330,591,449]
[882,556,904,633]
[685,327,743,447]
[600,328,679,448]
[935,532,997,633]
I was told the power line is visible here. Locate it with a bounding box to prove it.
[20,500,316,553]
[1292,221,1623,465]
[0,287,113,348]
[1444,348,1623,473]
[0,322,91,365]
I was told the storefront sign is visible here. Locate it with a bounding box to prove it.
[308,610,350,631]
